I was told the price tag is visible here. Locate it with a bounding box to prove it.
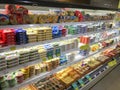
[86,75,92,81]
[78,79,84,87]
[108,59,117,67]
[99,71,102,74]
[0,49,4,53]
[72,83,79,90]
[10,46,16,51]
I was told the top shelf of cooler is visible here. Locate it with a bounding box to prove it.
[0,4,116,26]
[0,20,113,28]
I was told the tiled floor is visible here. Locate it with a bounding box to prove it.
[90,64,120,90]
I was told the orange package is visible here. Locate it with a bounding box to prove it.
[19,85,38,90]
[80,36,83,43]
[84,36,90,44]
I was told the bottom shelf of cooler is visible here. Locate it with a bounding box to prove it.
[17,57,120,90]
[67,58,120,90]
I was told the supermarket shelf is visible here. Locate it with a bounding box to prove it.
[0,48,78,76]
[0,27,116,53]
[8,40,119,90]
[80,58,120,90]
[0,32,118,75]
[0,20,112,28]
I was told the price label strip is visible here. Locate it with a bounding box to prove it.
[72,83,79,90]
[10,46,16,51]
[86,75,92,81]
[78,79,85,87]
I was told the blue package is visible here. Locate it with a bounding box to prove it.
[15,28,28,45]
[52,26,61,38]
[60,55,67,65]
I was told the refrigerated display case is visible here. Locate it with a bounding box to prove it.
[0,1,120,90]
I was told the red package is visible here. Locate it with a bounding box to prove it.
[5,4,16,14]
[75,10,80,17]
[0,41,5,47]
[16,13,23,24]
[2,28,16,46]
[78,14,83,22]
[62,28,67,37]
[16,5,28,14]
[0,30,3,40]
[75,10,83,22]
